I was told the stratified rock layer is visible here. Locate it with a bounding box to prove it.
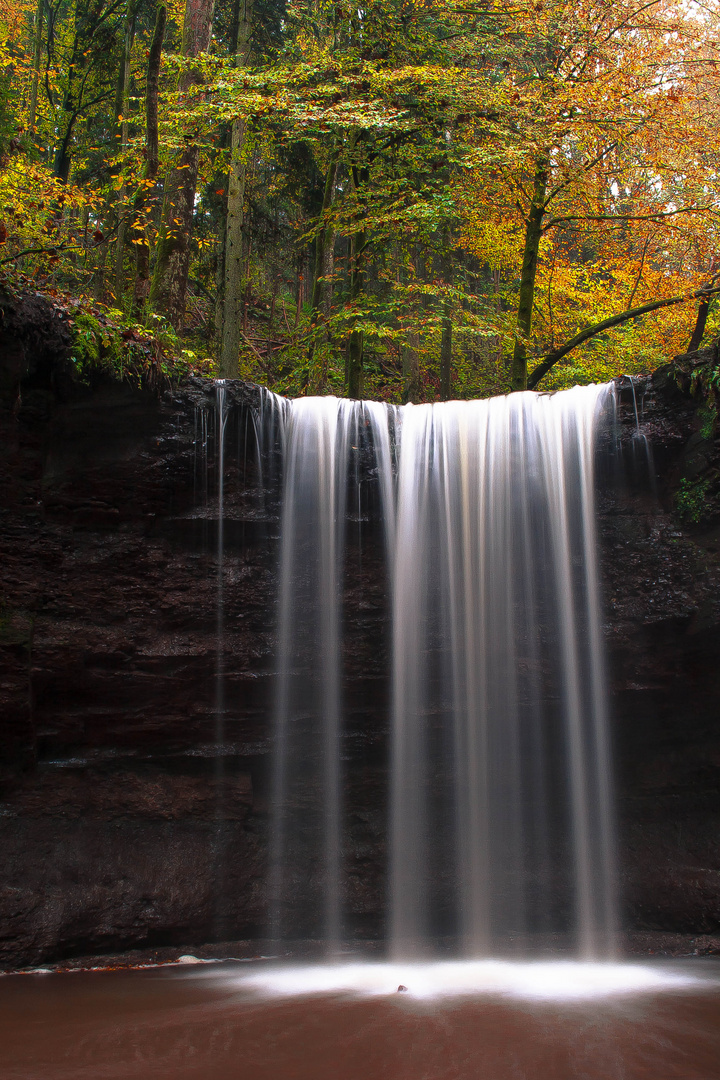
[1,304,719,966]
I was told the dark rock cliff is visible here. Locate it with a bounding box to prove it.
[604,366,720,946]
[1,297,719,966]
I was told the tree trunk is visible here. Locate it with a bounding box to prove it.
[218,115,248,373]
[346,155,368,399]
[92,208,111,298]
[346,333,364,397]
[54,102,77,181]
[306,148,339,387]
[133,1,166,311]
[440,309,452,400]
[511,161,548,391]
[310,155,339,316]
[402,331,421,404]
[346,229,365,399]
[218,0,253,376]
[53,3,89,183]
[242,234,252,330]
[439,232,453,399]
[294,259,303,329]
[149,0,215,327]
[688,297,711,353]
[113,1,137,305]
[27,0,44,139]
[321,215,336,320]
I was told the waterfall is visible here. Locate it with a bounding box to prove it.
[269,397,361,950]
[264,384,616,959]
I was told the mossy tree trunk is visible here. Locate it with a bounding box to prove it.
[113,0,138,305]
[306,147,339,389]
[149,0,215,328]
[218,0,254,377]
[402,332,421,404]
[440,310,452,400]
[346,155,368,399]
[439,231,453,399]
[346,230,365,399]
[132,1,166,312]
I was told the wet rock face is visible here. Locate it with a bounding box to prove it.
[0,371,275,965]
[604,367,720,938]
[1,343,720,966]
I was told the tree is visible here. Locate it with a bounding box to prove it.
[113,0,139,303]
[52,0,126,182]
[305,142,339,390]
[217,0,253,376]
[149,0,215,326]
[132,0,166,309]
[2,0,719,401]
[456,0,720,390]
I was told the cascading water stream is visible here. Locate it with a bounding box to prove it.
[269,398,361,951]
[264,383,616,959]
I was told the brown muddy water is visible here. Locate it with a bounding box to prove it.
[1,959,719,1080]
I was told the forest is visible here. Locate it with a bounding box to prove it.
[0,0,719,401]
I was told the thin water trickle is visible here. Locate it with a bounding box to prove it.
[263,384,616,959]
[214,382,228,936]
[216,381,228,732]
[622,376,657,494]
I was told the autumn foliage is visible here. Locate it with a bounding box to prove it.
[0,0,718,398]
